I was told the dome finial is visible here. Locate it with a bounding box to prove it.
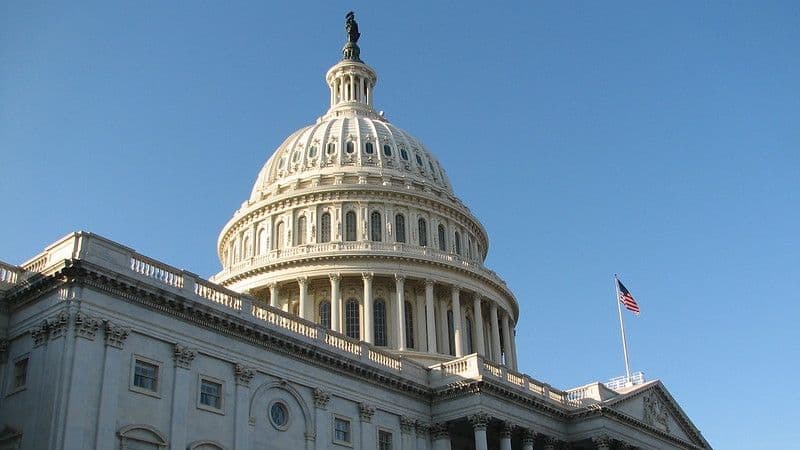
[343,11,362,62]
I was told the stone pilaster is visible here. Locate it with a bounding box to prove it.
[170,343,196,450]
[313,388,331,450]
[234,364,256,450]
[359,403,376,448]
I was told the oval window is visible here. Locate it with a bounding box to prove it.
[383,145,392,157]
[365,142,374,154]
[270,401,289,430]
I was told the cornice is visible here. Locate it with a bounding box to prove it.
[432,379,571,421]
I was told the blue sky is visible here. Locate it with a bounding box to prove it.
[2,2,798,448]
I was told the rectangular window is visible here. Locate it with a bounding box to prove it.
[378,430,393,450]
[199,378,222,410]
[334,417,351,444]
[133,359,159,392]
[13,357,29,390]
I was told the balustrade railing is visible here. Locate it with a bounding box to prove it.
[22,253,48,273]
[0,262,22,285]
[130,255,184,289]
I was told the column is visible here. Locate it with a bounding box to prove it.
[363,273,374,344]
[592,435,612,450]
[425,280,437,353]
[510,323,519,371]
[416,290,427,351]
[500,422,514,450]
[472,296,486,356]
[95,320,130,450]
[437,297,449,354]
[489,303,502,363]
[269,283,278,308]
[396,275,406,350]
[313,389,331,450]
[501,312,514,368]
[329,274,341,332]
[298,277,309,320]
[522,430,535,450]
[359,403,376,448]
[431,423,451,450]
[468,413,490,450]
[234,365,256,450]
[169,344,196,450]
[451,287,463,357]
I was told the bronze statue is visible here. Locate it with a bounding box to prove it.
[345,11,360,43]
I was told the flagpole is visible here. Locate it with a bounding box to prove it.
[614,274,632,382]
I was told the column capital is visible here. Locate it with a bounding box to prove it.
[103,320,130,349]
[313,388,331,409]
[234,364,256,386]
[400,416,416,434]
[414,422,429,437]
[424,279,435,288]
[296,276,308,286]
[173,343,196,369]
[361,272,374,282]
[74,312,101,340]
[501,422,516,438]
[394,274,405,284]
[522,429,536,445]
[358,402,375,422]
[543,436,561,450]
[267,282,278,289]
[468,412,491,431]
[329,273,341,283]
[451,285,460,295]
[430,422,449,440]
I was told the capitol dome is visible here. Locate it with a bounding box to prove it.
[213,23,518,366]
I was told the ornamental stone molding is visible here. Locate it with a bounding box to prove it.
[468,412,490,431]
[543,436,560,450]
[592,434,612,450]
[430,422,449,440]
[49,310,70,340]
[522,429,536,445]
[173,343,196,369]
[414,422,429,437]
[400,416,416,434]
[358,402,375,422]
[643,392,670,432]
[234,364,256,386]
[500,421,515,438]
[74,312,101,340]
[312,388,331,409]
[31,321,50,347]
[103,320,130,349]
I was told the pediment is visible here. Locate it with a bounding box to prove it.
[603,381,711,448]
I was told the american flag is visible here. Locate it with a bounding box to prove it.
[617,279,640,315]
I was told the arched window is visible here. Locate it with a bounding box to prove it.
[320,212,331,243]
[319,301,331,329]
[326,142,336,155]
[233,239,239,262]
[447,310,455,356]
[346,141,355,154]
[383,144,392,157]
[296,216,307,245]
[275,222,284,250]
[374,299,387,346]
[467,237,473,259]
[118,425,167,449]
[465,317,473,354]
[258,229,267,255]
[400,148,409,160]
[370,211,382,242]
[404,301,415,349]
[438,225,447,252]
[308,146,317,157]
[365,142,374,154]
[454,231,461,255]
[418,219,428,247]
[395,214,406,243]
[242,236,250,258]
[345,299,360,339]
[345,211,357,241]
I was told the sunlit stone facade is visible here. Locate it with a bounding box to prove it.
[0,16,711,450]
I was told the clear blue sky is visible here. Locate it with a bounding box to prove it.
[2,2,798,448]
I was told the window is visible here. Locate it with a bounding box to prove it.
[454,231,461,255]
[278,157,286,169]
[270,401,289,430]
[346,141,355,154]
[292,150,301,162]
[12,356,28,391]
[447,310,455,356]
[378,430,393,450]
[345,211,357,242]
[418,218,428,247]
[334,417,352,444]
[395,214,406,243]
[132,357,160,395]
[404,301,415,349]
[118,425,167,450]
[319,301,331,329]
[374,299,387,346]
[275,222,285,250]
[242,236,250,258]
[320,212,331,243]
[383,144,392,157]
[467,237,473,259]
[308,146,318,157]
[365,142,374,154]
[258,228,267,255]
[326,142,336,155]
[370,211,382,242]
[345,299,360,339]
[415,154,423,165]
[438,225,447,252]
[296,216,307,245]
[199,377,222,411]
[400,148,409,160]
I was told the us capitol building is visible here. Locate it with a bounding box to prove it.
[0,14,710,450]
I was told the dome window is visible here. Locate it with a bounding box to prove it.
[346,298,360,339]
[374,299,387,346]
[308,146,317,157]
[346,141,355,154]
[278,157,286,169]
[415,154,423,166]
[418,218,428,247]
[438,224,447,252]
[383,145,392,157]
[292,151,301,163]
[326,142,336,155]
[365,142,374,154]
[395,214,406,243]
[400,148,409,160]
[345,211,357,241]
[370,211,382,242]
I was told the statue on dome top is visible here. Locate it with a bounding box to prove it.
[345,11,360,44]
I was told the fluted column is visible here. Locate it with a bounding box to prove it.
[330,274,341,332]
[468,413,490,450]
[425,280,437,353]
[490,303,502,363]
[298,277,309,320]
[522,429,535,450]
[451,287,463,357]
[395,275,407,350]
[363,273,374,344]
[473,296,486,356]
[501,311,514,368]
[500,423,514,450]
[269,283,278,308]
